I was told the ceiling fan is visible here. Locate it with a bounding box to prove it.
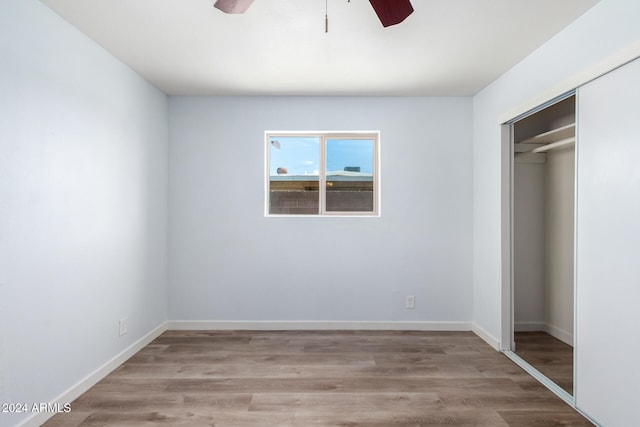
[213,0,414,28]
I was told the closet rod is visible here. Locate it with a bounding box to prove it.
[532,137,575,153]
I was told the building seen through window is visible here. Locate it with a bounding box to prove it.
[267,133,379,216]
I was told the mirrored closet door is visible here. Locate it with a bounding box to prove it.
[511,94,576,396]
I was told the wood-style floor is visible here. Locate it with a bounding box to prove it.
[514,331,574,395]
[44,330,592,426]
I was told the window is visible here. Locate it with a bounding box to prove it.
[266,132,379,216]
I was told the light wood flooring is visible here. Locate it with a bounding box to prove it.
[514,331,574,395]
[44,330,592,426]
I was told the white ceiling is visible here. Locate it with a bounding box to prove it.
[40,0,599,96]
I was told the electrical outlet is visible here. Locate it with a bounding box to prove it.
[119,318,127,336]
[406,295,415,309]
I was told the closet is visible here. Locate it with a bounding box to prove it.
[512,95,576,396]
[502,56,640,424]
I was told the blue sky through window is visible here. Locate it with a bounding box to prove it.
[269,136,373,176]
[326,139,373,174]
[269,136,319,176]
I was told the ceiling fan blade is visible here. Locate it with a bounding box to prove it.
[369,0,414,27]
[213,0,255,14]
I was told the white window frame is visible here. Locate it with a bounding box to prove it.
[265,131,380,217]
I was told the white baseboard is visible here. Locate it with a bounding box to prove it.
[471,322,501,351]
[544,323,573,346]
[20,322,168,427]
[513,321,573,346]
[514,321,546,332]
[168,320,472,331]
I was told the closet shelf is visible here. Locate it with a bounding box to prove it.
[519,123,575,145]
[532,136,575,153]
[515,123,576,159]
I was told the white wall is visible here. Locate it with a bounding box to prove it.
[544,146,574,343]
[513,162,546,328]
[169,97,473,325]
[472,0,640,347]
[0,2,168,426]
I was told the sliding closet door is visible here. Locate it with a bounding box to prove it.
[576,57,640,425]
